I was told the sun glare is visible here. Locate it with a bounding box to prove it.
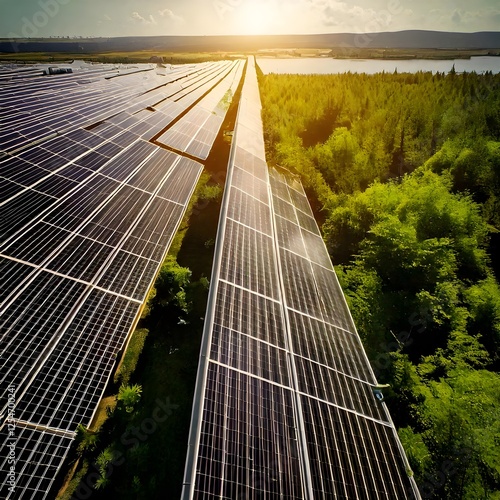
[236,3,277,35]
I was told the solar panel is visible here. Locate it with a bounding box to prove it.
[14,289,138,431]
[0,61,225,155]
[156,60,244,160]
[0,426,73,498]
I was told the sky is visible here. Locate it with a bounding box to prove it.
[1,0,499,38]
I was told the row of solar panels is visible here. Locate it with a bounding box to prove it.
[0,60,235,155]
[0,58,244,498]
[182,57,421,499]
[157,61,244,159]
[0,60,241,211]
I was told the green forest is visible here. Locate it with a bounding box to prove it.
[259,68,500,499]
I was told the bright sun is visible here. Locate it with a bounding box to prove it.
[236,3,277,35]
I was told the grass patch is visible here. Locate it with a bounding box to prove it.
[114,329,149,387]
[57,460,90,500]
[91,396,118,432]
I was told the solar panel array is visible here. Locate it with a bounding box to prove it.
[0,58,244,498]
[182,57,422,499]
[157,60,244,159]
[0,61,199,155]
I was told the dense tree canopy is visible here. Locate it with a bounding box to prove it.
[259,68,500,499]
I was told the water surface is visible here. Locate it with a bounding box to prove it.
[257,56,500,75]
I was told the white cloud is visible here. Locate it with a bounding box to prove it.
[131,11,157,25]
[131,12,144,22]
[158,8,184,23]
[429,6,500,31]
[305,0,399,31]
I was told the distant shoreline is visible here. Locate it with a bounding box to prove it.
[256,48,500,60]
[2,47,500,65]
[1,30,500,63]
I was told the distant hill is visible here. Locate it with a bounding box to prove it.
[1,31,500,54]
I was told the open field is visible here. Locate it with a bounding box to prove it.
[1,47,499,64]
[0,50,238,64]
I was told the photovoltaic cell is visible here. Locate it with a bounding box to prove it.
[279,249,324,319]
[0,257,35,303]
[210,324,291,386]
[272,195,297,221]
[0,427,73,499]
[220,220,279,299]
[194,364,304,499]
[226,188,272,236]
[57,164,94,183]
[310,262,354,331]
[121,199,183,261]
[0,177,25,202]
[288,310,374,384]
[33,174,80,198]
[42,174,121,232]
[44,235,115,283]
[233,147,268,181]
[41,136,78,155]
[97,251,159,301]
[1,223,73,266]
[127,149,177,192]
[213,281,286,348]
[231,167,269,204]
[299,228,333,269]
[275,216,308,258]
[301,396,411,499]
[296,209,321,236]
[0,157,48,186]
[15,290,138,431]
[0,273,87,409]
[0,190,56,243]
[294,356,388,422]
[74,150,109,171]
[79,186,152,246]
[156,157,203,203]
[94,140,123,158]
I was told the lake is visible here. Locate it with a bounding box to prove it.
[257,56,500,75]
